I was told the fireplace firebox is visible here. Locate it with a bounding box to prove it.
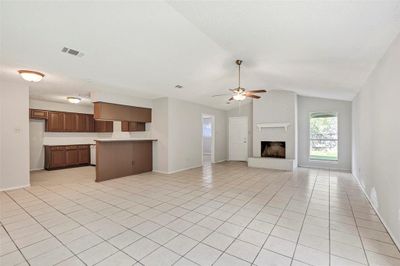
[261,141,286,159]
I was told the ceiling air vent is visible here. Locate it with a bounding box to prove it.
[61,47,84,57]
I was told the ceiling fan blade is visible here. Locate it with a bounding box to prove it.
[247,94,261,99]
[247,89,267,93]
[212,93,231,97]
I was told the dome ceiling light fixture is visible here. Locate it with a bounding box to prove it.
[67,97,81,104]
[18,70,45,82]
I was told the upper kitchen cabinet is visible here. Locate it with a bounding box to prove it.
[94,120,113,132]
[33,109,113,133]
[30,109,48,120]
[46,111,65,132]
[64,112,78,131]
[77,113,91,132]
[121,121,146,132]
[94,102,151,123]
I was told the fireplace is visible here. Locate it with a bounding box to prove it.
[261,141,286,159]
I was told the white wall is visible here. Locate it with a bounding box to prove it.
[1,82,30,190]
[298,96,352,170]
[167,98,227,173]
[30,99,93,114]
[151,98,169,173]
[227,102,253,157]
[352,34,400,247]
[252,90,297,162]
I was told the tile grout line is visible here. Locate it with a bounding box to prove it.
[213,171,295,265]
[4,165,399,265]
[344,182,371,265]
[16,185,169,265]
[4,191,87,265]
[289,168,319,266]
[167,168,281,265]
[37,164,268,265]
[165,168,287,265]
[1,224,30,265]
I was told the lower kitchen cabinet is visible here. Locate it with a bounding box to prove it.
[45,145,91,170]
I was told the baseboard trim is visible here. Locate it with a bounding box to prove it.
[152,170,169,174]
[30,168,44,172]
[153,160,227,175]
[0,184,30,192]
[298,164,351,172]
[353,173,400,250]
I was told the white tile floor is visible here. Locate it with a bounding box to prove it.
[1,162,400,266]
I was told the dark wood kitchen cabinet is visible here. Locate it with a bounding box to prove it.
[32,109,113,133]
[94,102,151,123]
[78,145,90,164]
[121,121,145,132]
[94,120,113,132]
[30,109,48,120]
[46,146,67,169]
[64,113,78,132]
[45,145,90,170]
[46,112,65,132]
[76,113,89,132]
[66,146,79,165]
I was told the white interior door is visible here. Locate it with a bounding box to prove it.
[229,117,248,161]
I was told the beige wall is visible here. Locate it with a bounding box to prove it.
[298,96,352,170]
[167,98,227,173]
[352,34,400,247]
[1,82,30,190]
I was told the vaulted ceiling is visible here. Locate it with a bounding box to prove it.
[1,0,400,109]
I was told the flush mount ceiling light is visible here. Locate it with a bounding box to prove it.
[67,97,81,104]
[18,70,45,82]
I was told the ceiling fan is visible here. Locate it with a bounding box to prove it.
[213,60,267,103]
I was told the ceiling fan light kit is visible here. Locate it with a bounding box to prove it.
[213,60,267,103]
[233,93,246,101]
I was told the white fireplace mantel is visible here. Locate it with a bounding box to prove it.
[256,122,290,132]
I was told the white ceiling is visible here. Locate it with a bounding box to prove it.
[1,0,400,109]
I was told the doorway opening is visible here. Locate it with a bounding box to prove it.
[202,114,215,165]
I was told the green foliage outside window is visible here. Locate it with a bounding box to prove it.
[309,113,338,161]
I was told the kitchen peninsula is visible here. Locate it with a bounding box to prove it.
[95,138,157,182]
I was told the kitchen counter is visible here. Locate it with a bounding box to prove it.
[95,138,157,142]
[44,143,94,146]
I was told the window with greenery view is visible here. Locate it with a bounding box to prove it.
[309,112,338,161]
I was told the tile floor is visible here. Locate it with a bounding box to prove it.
[1,162,400,266]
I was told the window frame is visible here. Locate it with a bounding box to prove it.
[308,111,339,162]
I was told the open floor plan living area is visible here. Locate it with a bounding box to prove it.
[1,1,399,266]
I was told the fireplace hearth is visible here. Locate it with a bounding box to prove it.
[261,141,286,159]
